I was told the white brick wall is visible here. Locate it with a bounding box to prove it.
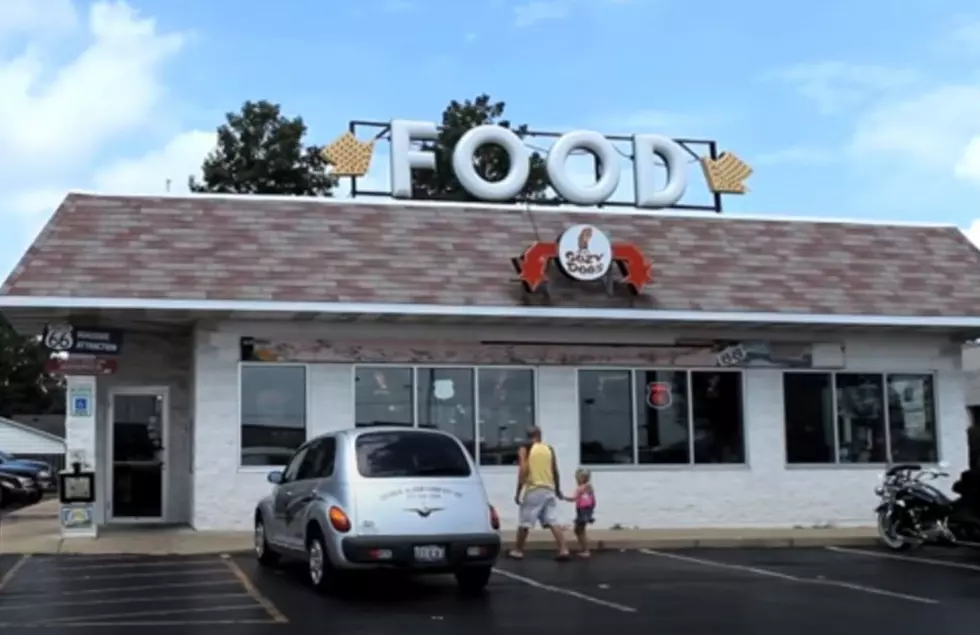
[188,322,971,532]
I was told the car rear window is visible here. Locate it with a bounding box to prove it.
[355,430,472,478]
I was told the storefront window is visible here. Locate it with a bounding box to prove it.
[784,373,835,463]
[355,367,414,427]
[240,365,307,466]
[635,371,689,464]
[579,370,633,464]
[417,368,476,457]
[782,372,937,464]
[887,374,937,463]
[691,371,744,464]
[836,373,887,463]
[353,366,537,464]
[578,369,744,466]
[477,368,535,466]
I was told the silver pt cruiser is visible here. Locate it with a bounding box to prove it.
[254,427,502,594]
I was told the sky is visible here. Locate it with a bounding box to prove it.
[4,0,980,281]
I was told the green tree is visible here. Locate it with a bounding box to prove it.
[189,100,335,196]
[0,317,64,418]
[411,94,550,202]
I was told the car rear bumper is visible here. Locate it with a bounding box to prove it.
[339,532,501,571]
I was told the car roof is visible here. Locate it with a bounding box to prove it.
[320,427,459,443]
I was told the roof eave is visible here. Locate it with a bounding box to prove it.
[1,295,978,334]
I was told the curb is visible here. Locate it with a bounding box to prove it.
[504,536,881,551]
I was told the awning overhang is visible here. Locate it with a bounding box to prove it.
[1,295,978,341]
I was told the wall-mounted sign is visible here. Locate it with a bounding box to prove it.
[68,385,93,417]
[43,324,123,355]
[645,382,673,410]
[322,119,753,211]
[239,337,843,368]
[513,224,653,294]
[714,342,819,368]
[46,356,118,376]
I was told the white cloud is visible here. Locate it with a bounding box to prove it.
[513,1,570,27]
[93,130,216,194]
[0,1,193,281]
[0,1,185,173]
[849,84,980,176]
[770,61,919,114]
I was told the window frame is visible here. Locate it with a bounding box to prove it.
[576,366,747,469]
[238,362,312,471]
[351,364,539,468]
[781,369,940,468]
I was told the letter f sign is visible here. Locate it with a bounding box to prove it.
[390,119,438,198]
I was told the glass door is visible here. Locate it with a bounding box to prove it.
[110,390,166,520]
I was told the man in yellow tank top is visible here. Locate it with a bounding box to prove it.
[507,427,570,560]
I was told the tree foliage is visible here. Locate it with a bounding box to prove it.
[189,100,335,196]
[411,94,550,202]
[0,317,64,418]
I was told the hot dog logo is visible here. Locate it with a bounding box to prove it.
[512,224,653,295]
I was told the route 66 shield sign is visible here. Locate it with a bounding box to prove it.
[43,324,75,352]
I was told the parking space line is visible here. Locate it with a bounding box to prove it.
[1,579,242,598]
[222,554,289,623]
[639,549,938,605]
[12,619,279,627]
[827,546,980,572]
[0,555,30,592]
[0,591,252,612]
[492,567,638,613]
[7,603,268,626]
[42,558,224,572]
[17,566,229,585]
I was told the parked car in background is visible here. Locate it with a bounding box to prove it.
[0,451,53,491]
[0,470,42,508]
[253,427,501,595]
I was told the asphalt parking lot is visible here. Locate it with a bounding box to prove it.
[3,546,980,633]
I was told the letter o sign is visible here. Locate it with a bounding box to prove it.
[452,126,531,201]
[546,131,622,205]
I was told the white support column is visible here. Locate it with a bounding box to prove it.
[62,375,98,538]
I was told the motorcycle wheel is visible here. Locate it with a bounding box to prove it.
[877,508,915,551]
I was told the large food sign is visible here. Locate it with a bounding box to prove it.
[322,119,752,210]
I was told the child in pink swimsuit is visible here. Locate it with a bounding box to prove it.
[564,468,596,558]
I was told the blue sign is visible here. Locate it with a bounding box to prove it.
[69,386,93,417]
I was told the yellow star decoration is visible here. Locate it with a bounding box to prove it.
[321,132,375,177]
[700,152,753,194]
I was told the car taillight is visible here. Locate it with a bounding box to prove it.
[328,506,351,533]
[489,505,500,530]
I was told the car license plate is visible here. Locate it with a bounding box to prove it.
[414,545,445,562]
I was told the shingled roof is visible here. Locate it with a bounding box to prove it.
[3,192,980,318]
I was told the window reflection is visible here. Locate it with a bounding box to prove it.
[784,373,835,463]
[579,370,633,464]
[887,374,937,463]
[836,373,887,463]
[355,367,413,427]
[417,368,476,457]
[240,365,307,466]
[635,371,689,464]
[478,368,535,466]
[691,371,744,464]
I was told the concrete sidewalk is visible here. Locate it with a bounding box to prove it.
[1,517,881,555]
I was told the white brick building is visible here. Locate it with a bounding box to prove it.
[3,193,980,533]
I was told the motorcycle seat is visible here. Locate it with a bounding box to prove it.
[885,463,922,476]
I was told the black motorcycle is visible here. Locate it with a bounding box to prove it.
[875,463,980,551]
